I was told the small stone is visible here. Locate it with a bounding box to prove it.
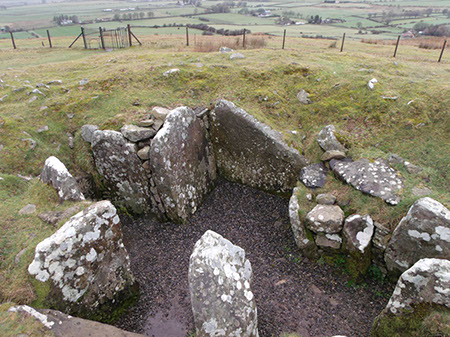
[137,146,150,160]
[137,119,154,127]
[387,153,404,165]
[79,79,89,85]
[367,78,377,90]
[30,89,44,96]
[0,94,7,102]
[219,46,233,53]
[411,186,432,197]
[151,107,171,121]
[297,89,311,104]
[37,125,49,133]
[230,53,245,60]
[317,125,347,152]
[81,125,99,144]
[19,204,36,215]
[120,124,156,142]
[321,150,346,161]
[299,162,328,188]
[47,80,63,85]
[28,96,37,103]
[315,233,342,249]
[404,161,422,174]
[163,69,180,77]
[36,83,50,89]
[316,193,336,205]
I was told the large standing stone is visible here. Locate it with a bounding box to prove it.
[189,230,258,337]
[210,100,308,194]
[28,201,137,320]
[305,204,344,234]
[317,125,347,152]
[331,158,403,205]
[385,197,450,276]
[289,188,317,259]
[299,162,328,188]
[91,130,153,214]
[372,258,450,337]
[150,107,216,223]
[40,156,85,202]
[343,214,374,277]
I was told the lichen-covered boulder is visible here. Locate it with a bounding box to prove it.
[331,158,403,205]
[40,156,85,202]
[372,258,450,337]
[317,125,347,152]
[289,188,317,259]
[299,162,328,188]
[189,230,258,337]
[150,107,216,223]
[305,204,344,234]
[91,130,153,214]
[385,197,450,277]
[210,100,308,194]
[343,214,374,277]
[28,201,137,321]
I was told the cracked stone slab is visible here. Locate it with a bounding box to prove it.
[385,197,450,276]
[189,230,259,337]
[331,158,403,205]
[299,162,328,188]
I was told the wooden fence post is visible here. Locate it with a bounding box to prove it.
[99,27,105,50]
[46,30,52,48]
[81,27,87,49]
[393,35,400,58]
[127,24,132,47]
[243,29,246,48]
[340,33,345,52]
[10,31,16,49]
[438,39,447,63]
[282,29,286,50]
[186,26,189,46]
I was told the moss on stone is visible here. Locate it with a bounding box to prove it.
[371,304,450,337]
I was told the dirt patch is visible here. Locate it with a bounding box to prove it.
[115,179,393,337]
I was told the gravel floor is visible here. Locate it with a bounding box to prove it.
[115,179,393,337]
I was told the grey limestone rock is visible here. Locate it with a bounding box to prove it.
[306,204,344,234]
[317,125,346,152]
[297,89,311,104]
[385,197,450,276]
[316,193,336,205]
[343,214,374,254]
[299,162,328,188]
[211,100,308,194]
[321,150,346,161]
[19,204,36,215]
[81,125,99,144]
[150,107,216,223]
[163,68,180,76]
[40,156,85,202]
[189,230,259,337]
[315,233,342,250]
[331,158,403,205]
[91,130,153,214]
[120,124,156,143]
[411,186,432,197]
[230,53,245,60]
[150,106,171,121]
[28,201,137,318]
[289,188,317,258]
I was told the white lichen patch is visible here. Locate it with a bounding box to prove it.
[8,305,55,329]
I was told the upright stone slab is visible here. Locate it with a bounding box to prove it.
[289,188,317,259]
[210,99,308,194]
[372,258,450,337]
[317,125,347,152]
[28,201,137,320]
[91,130,153,214]
[385,197,450,276]
[150,107,216,223]
[40,156,85,202]
[189,230,258,337]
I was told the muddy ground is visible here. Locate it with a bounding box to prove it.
[116,179,393,337]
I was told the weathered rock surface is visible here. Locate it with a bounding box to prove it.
[317,125,347,152]
[385,197,450,276]
[150,107,216,222]
[120,124,156,143]
[150,106,171,121]
[331,158,403,205]
[299,162,328,188]
[316,193,336,205]
[343,214,374,253]
[321,150,346,161]
[289,188,317,258]
[28,201,137,319]
[306,204,344,234]
[189,230,258,337]
[91,130,152,214]
[211,100,308,194]
[315,233,342,250]
[163,68,180,76]
[230,52,245,60]
[372,258,450,337]
[297,89,311,104]
[19,204,36,215]
[8,305,146,337]
[81,125,99,144]
[40,156,85,202]
[38,206,81,226]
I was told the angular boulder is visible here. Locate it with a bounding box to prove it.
[299,162,328,188]
[91,130,153,214]
[81,124,99,144]
[317,125,346,152]
[372,258,450,337]
[120,124,156,143]
[385,197,450,276]
[40,156,85,202]
[289,188,317,259]
[150,107,216,223]
[331,158,403,205]
[189,230,258,337]
[210,100,308,194]
[305,204,344,234]
[343,214,374,277]
[315,233,342,250]
[28,201,137,320]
